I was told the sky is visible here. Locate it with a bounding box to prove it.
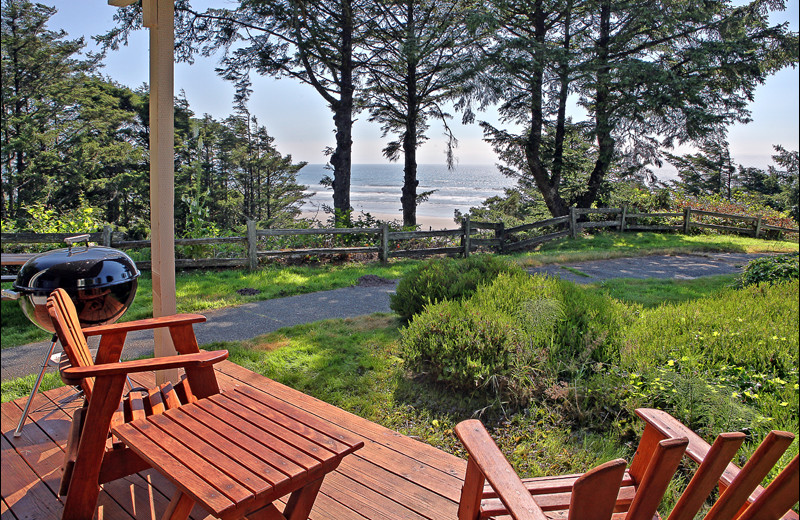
[45,0,800,171]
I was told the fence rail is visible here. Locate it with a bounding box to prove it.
[2,206,797,271]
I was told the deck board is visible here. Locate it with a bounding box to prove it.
[2,360,465,520]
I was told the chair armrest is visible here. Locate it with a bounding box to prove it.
[81,314,206,337]
[61,350,228,384]
[455,420,548,520]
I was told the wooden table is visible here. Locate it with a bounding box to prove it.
[1,253,35,284]
[112,386,364,520]
[1,253,36,266]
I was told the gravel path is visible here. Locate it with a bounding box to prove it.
[1,252,769,380]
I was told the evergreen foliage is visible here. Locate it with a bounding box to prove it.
[1,0,308,236]
[362,0,480,227]
[465,0,798,217]
[390,254,522,321]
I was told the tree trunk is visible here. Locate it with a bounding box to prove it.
[329,1,354,225]
[401,123,418,228]
[523,0,569,217]
[577,0,614,210]
[401,1,418,228]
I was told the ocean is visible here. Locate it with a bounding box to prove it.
[296,164,513,228]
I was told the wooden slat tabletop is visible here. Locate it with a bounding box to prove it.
[2,361,467,520]
[111,386,364,519]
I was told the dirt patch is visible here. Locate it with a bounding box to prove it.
[236,287,262,296]
[355,274,395,287]
[249,335,291,351]
[343,314,399,331]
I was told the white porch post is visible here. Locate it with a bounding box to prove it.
[145,0,178,383]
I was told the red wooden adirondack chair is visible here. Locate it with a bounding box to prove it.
[46,288,229,520]
[456,408,798,520]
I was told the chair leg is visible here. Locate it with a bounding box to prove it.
[13,336,58,437]
[61,375,126,520]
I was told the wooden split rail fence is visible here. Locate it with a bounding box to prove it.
[2,207,797,272]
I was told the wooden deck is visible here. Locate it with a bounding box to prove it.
[1,360,467,520]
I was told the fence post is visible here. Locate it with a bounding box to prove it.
[462,214,471,258]
[247,219,258,271]
[379,223,389,264]
[569,207,578,239]
[619,205,627,232]
[683,207,692,234]
[102,225,113,247]
[754,216,763,238]
[496,222,505,254]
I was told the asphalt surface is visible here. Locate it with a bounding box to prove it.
[1,252,770,381]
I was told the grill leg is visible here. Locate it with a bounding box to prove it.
[14,335,58,437]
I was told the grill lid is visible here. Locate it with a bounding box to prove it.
[13,245,140,294]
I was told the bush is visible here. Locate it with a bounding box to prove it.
[551,280,631,370]
[738,253,799,287]
[390,254,522,320]
[399,272,631,403]
[400,298,528,393]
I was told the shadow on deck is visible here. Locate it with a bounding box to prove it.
[1,360,466,519]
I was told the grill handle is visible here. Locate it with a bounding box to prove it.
[65,234,91,253]
[2,289,20,301]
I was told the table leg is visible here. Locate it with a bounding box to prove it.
[244,503,285,520]
[162,491,195,520]
[282,477,324,520]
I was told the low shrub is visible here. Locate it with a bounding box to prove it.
[738,253,799,287]
[390,254,521,320]
[399,272,631,403]
[550,281,631,370]
[400,298,529,393]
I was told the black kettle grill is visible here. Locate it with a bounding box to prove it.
[3,235,140,436]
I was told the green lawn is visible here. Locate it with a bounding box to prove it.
[513,231,798,266]
[2,231,797,348]
[595,273,737,307]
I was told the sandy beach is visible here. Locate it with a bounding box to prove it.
[301,211,461,230]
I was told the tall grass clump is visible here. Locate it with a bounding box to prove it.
[390,254,522,320]
[620,279,799,449]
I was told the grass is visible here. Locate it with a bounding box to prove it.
[560,265,592,277]
[513,231,798,267]
[2,231,796,349]
[595,274,737,307]
[1,371,65,403]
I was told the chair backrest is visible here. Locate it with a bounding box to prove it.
[455,419,631,520]
[47,288,95,398]
[634,408,798,520]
